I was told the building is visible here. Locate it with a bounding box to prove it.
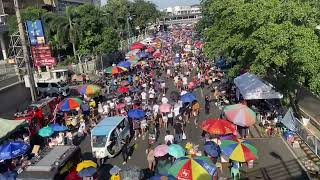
[161,5,201,16]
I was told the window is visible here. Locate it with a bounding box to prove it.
[51,83,59,88]
[37,83,48,88]
[92,135,107,147]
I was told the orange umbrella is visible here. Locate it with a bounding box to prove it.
[201,118,237,135]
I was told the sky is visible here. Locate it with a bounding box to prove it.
[100,0,201,9]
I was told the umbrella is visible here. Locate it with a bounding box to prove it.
[169,156,217,180]
[50,123,69,132]
[0,141,30,160]
[204,141,221,158]
[201,118,236,135]
[129,87,141,93]
[130,42,145,50]
[77,167,96,177]
[76,160,97,172]
[128,54,140,61]
[153,49,162,58]
[78,84,101,96]
[58,98,83,112]
[168,144,185,158]
[150,175,176,180]
[160,103,172,113]
[116,103,126,109]
[146,46,155,53]
[128,109,146,119]
[223,104,256,127]
[219,134,238,141]
[105,66,128,75]
[65,168,81,180]
[136,61,147,66]
[181,92,196,103]
[118,60,132,68]
[110,166,121,175]
[154,144,169,157]
[137,51,149,58]
[38,126,54,137]
[120,80,129,86]
[126,49,140,57]
[118,86,129,93]
[220,139,258,162]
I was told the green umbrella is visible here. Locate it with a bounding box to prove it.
[38,126,54,137]
[169,144,185,158]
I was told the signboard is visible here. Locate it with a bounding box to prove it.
[26,20,45,46]
[31,45,56,67]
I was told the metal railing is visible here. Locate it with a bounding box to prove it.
[0,63,17,81]
[294,116,320,158]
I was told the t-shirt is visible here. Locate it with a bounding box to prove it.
[164,135,174,144]
[174,122,183,134]
[161,97,169,104]
[182,77,188,85]
[153,104,159,113]
[161,82,166,88]
[141,92,147,100]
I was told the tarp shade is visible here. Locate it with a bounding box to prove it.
[281,108,300,132]
[234,72,283,100]
[0,118,27,140]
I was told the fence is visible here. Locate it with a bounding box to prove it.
[0,63,17,81]
[294,116,320,158]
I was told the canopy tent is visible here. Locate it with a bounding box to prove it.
[280,108,300,132]
[0,118,27,140]
[234,73,283,100]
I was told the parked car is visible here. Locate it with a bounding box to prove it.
[37,81,70,97]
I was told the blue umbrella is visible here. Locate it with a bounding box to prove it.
[118,60,132,68]
[128,109,146,119]
[150,174,176,180]
[50,123,69,132]
[138,51,149,58]
[204,141,221,158]
[129,87,141,93]
[181,92,196,103]
[78,167,97,177]
[0,141,30,160]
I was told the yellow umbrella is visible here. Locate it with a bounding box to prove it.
[76,160,97,172]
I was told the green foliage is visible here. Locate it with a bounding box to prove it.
[97,28,120,54]
[200,0,320,95]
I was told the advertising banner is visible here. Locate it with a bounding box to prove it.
[26,20,45,46]
[31,45,56,67]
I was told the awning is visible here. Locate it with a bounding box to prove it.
[234,72,283,100]
[0,118,27,140]
[280,108,300,132]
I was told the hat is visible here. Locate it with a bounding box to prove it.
[110,166,121,175]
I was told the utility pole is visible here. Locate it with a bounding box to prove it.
[14,0,37,101]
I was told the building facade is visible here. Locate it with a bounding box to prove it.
[161,5,201,16]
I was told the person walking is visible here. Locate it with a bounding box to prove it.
[146,144,156,171]
[174,119,184,144]
[205,96,211,114]
[121,138,130,165]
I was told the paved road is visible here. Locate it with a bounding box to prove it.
[79,73,309,179]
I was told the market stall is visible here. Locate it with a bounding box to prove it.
[234,72,283,100]
[0,118,27,140]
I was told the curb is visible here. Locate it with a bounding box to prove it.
[0,81,24,92]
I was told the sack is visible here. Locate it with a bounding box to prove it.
[182,131,187,140]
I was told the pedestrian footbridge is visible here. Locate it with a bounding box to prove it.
[160,13,202,25]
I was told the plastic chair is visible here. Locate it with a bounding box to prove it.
[231,167,240,180]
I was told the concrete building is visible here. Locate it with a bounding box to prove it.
[161,5,201,16]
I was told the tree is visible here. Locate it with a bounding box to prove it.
[200,0,320,95]
[97,27,120,55]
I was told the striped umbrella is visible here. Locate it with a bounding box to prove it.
[223,104,256,127]
[78,84,101,96]
[220,139,258,162]
[105,66,128,75]
[58,98,83,112]
[169,156,217,180]
[201,118,236,135]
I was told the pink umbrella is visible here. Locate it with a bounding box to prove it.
[153,49,162,58]
[116,103,126,109]
[154,144,169,157]
[160,103,171,113]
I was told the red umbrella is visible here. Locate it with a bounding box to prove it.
[201,118,237,135]
[146,46,155,53]
[116,103,126,109]
[118,86,129,93]
[65,168,81,180]
[130,42,145,50]
[153,49,162,58]
[120,80,129,86]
